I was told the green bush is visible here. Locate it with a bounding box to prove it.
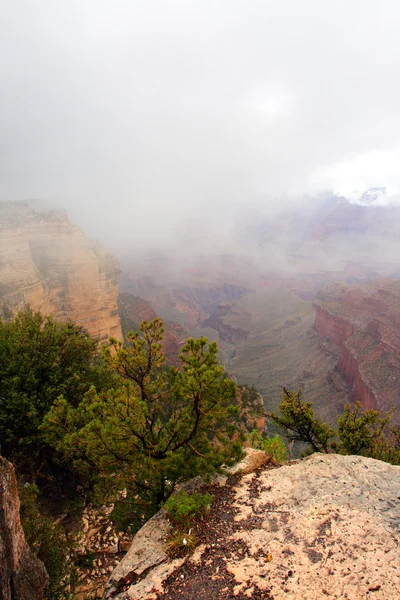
[109,492,156,534]
[269,390,400,465]
[164,491,213,526]
[20,484,77,600]
[75,550,95,569]
[261,435,287,462]
[249,430,287,463]
[43,320,242,519]
[0,308,117,479]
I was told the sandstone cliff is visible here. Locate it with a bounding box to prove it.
[0,456,48,600]
[314,279,400,415]
[0,202,122,341]
[103,451,400,599]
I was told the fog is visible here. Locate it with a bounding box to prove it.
[2,0,400,251]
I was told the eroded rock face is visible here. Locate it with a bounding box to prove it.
[0,457,48,600]
[0,202,122,342]
[104,453,400,600]
[314,279,400,415]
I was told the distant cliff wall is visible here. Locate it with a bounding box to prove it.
[0,202,122,342]
[314,280,400,415]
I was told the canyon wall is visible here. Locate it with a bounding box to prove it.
[0,202,122,341]
[0,457,48,600]
[314,279,400,415]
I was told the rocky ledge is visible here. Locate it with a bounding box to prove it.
[103,451,400,600]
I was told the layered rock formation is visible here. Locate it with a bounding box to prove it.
[0,456,48,600]
[314,279,400,415]
[104,451,400,599]
[0,202,122,341]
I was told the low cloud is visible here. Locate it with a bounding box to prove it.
[2,1,400,249]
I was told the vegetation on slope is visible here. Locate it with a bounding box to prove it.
[1,308,399,597]
[0,308,117,481]
[43,318,244,529]
[0,309,247,595]
[270,387,400,464]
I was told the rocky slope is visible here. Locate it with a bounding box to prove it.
[0,202,122,341]
[103,450,400,600]
[0,456,48,600]
[314,279,400,416]
[206,288,349,421]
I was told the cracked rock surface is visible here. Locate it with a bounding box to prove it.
[104,452,400,600]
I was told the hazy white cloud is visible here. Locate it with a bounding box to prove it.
[2,0,400,247]
[309,148,400,204]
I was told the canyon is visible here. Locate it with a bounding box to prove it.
[314,279,400,416]
[0,202,122,342]
[117,196,400,421]
[2,196,400,598]
[2,196,400,421]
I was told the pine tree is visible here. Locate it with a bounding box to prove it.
[43,319,243,528]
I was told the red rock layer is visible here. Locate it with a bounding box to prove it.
[314,279,400,416]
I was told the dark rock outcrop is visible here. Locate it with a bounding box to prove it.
[0,457,48,600]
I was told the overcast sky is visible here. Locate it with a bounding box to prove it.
[2,0,400,247]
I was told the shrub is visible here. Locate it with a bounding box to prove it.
[261,435,287,462]
[164,491,213,526]
[0,308,116,479]
[75,550,95,569]
[249,430,287,463]
[269,389,400,465]
[269,388,336,454]
[166,529,197,556]
[20,484,77,600]
[109,492,155,534]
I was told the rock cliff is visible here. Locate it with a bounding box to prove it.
[0,202,122,341]
[103,451,400,599]
[314,279,400,415]
[0,456,48,600]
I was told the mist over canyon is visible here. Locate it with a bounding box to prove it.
[2,3,400,597]
[2,193,400,426]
